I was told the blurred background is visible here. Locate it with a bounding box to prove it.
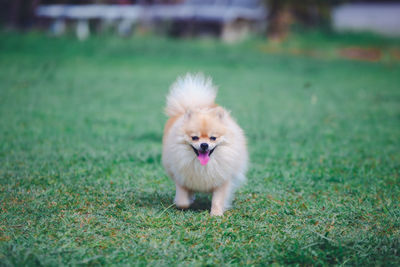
[1,0,400,43]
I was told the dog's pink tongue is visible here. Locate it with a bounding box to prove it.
[198,152,210,166]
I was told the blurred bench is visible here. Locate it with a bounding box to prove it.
[35,0,267,41]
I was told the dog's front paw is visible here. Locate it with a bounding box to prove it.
[175,200,191,209]
[175,196,193,209]
[210,207,224,216]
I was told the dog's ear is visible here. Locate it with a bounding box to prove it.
[184,109,192,120]
[213,106,227,120]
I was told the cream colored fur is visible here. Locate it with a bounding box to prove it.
[162,73,248,216]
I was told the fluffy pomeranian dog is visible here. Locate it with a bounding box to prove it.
[162,73,248,216]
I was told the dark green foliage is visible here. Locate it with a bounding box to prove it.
[0,31,399,266]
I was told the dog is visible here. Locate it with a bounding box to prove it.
[162,73,248,216]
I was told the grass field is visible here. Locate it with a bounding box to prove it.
[0,30,399,266]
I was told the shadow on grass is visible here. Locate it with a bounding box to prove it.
[134,190,211,212]
[189,194,211,212]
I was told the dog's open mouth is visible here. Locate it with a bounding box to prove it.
[191,146,216,166]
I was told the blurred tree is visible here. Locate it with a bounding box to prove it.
[266,0,332,41]
[266,0,400,41]
[0,0,40,28]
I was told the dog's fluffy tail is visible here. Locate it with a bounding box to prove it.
[165,73,217,117]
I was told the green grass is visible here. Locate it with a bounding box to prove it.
[0,30,399,266]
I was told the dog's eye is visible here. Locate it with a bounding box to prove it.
[210,136,217,141]
[192,136,199,141]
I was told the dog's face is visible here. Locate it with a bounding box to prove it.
[182,107,227,165]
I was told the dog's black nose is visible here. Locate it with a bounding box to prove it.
[200,143,208,151]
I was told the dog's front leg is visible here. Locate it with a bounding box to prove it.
[210,180,231,216]
[174,183,192,209]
